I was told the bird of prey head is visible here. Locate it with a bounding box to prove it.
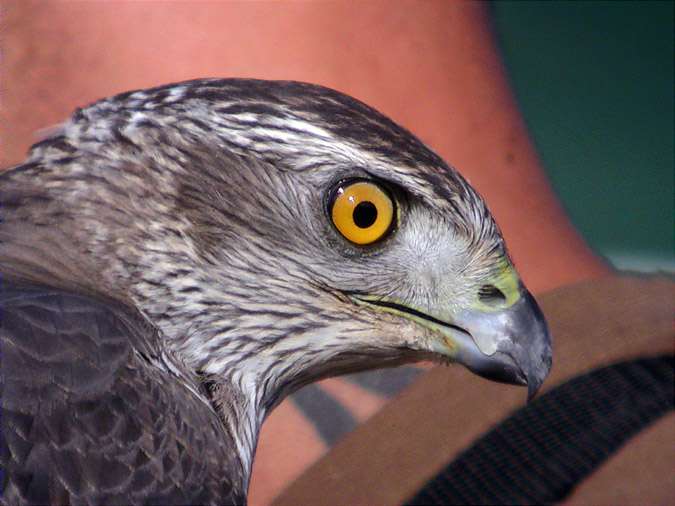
[1,79,551,499]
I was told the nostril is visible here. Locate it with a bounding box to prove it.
[478,284,507,306]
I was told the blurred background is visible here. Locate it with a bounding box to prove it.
[493,1,673,273]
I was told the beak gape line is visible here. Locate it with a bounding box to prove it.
[352,287,553,400]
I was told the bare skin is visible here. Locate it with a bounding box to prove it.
[2,1,609,504]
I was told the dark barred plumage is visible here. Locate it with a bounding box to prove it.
[0,79,551,504]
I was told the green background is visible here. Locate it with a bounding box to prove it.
[492,1,673,272]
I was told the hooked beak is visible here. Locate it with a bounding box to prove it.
[352,285,552,400]
[450,289,553,400]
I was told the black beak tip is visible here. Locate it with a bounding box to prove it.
[527,380,540,402]
[525,352,552,402]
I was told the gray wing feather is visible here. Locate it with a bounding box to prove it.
[1,280,244,505]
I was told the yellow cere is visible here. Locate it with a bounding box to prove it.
[495,259,521,306]
[331,181,394,245]
[479,257,521,311]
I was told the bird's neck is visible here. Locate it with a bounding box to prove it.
[0,162,264,488]
[1,156,399,492]
[197,372,265,491]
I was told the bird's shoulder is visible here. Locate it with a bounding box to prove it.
[0,278,245,505]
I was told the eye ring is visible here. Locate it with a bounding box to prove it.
[329,179,396,245]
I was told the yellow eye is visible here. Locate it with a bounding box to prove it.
[330,180,395,245]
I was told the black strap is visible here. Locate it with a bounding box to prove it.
[405,355,674,505]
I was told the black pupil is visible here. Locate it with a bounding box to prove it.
[353,201,378,228]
